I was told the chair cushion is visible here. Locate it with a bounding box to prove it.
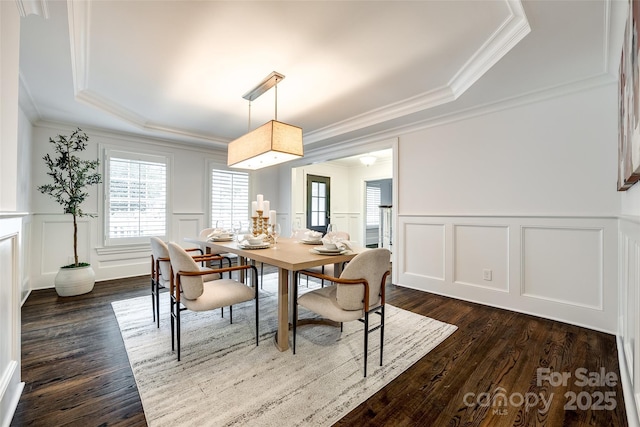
[150,237,172,284]
[168,242,205,300]
[336,248,390,311]
[298,286,365,323]
[180,278,254,312]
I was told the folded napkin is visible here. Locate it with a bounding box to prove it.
[239,233,267,246]
[207,228,231,240]
[321,236,352,250]
[291,229,323,241]
[290,228,309,240]
[304,230,323,240]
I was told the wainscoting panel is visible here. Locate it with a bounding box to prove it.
[521,226,603,310]
[40,218,91,273]
[402,222,445,282]
[30,213,212,289]
[453,224,509,292]
[619,217,640,424]
[174,214,204,248]
[397,215,617,334]
[0,215,25,426]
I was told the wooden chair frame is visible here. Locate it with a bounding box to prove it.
[151,249,231,328]
[293,268,390,377]
[170,261,259,361]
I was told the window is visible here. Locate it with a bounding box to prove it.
[306,174,330,233]
[366,185,381,226]
[211,169,249,230]
[105,150,168,245]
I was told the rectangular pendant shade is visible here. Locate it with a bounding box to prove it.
[227,120,303,170]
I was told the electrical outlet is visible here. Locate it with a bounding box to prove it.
[483,269,492,281]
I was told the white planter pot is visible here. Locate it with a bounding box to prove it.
[54,265,95,296]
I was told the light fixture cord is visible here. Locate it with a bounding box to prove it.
[248,101,252,131]
[274,82,278,121]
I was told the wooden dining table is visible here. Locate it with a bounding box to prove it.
[184,236,363,351]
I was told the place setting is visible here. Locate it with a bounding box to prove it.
[309,241,349,256]
[237,223,281,250]
[237,233,270,249]
[297,230,324,245]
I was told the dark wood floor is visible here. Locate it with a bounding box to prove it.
[12,272,628,426]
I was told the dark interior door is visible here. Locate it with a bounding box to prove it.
[306,174,331,234]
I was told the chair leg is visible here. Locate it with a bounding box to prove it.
[151,279,156,323]
[380,305,385,367]
[229,305,233,324]
[170,296,175,351]
[363,311,369,377]
[156,285,161,328]
[177,307,181,361]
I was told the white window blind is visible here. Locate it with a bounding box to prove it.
[366,185,381,226]
[106,151,168,244]
[211,169,249,229]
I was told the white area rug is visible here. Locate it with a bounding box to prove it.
[111,275,457,426]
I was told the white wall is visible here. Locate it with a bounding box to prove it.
[619,164,640,424]
[0,2,25,425]
[395,83,619,334]
[29,123,228,288]
[289,159,391,244]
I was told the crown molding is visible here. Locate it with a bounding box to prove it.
[448,0,530,95]
[18,72,41,123]
[67,0,89,93]
[304,72,615,158]
[34,119,228,156]
[303,0,530,145]
[66,0,531,151]
[15,0,49,18]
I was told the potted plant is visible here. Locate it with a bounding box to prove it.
[37,128,102,296]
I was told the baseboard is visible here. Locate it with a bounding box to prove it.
[0,361,24,427]
[617,335,640,427]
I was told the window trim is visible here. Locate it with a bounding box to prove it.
[102,146,171,246]
[208,161,250,231]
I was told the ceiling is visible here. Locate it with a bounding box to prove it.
[18,0,623,153]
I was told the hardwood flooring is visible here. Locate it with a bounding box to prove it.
[12,273,628,426]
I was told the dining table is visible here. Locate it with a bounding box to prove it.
[183,236,364,352]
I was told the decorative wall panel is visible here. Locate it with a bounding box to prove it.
[403,222,445,281]
[454,224,509,292]
[521,226,603,310]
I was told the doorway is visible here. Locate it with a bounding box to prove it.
[306,174,331,234]
[365,179,392,247]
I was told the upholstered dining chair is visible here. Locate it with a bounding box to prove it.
[199,228,235,271]
[168,242,259,361]
[150,237,222,328]
[300,231,351,288]
[293,248,391,377]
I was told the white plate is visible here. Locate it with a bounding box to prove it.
[210,236,233,242]
[314,246,343,253]
[300,239,323,245]
[310,248,347,256]
[239,243,270,249]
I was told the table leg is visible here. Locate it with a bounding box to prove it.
[334,261,344,276]
[276,267,290,351]
[238,256,246,283]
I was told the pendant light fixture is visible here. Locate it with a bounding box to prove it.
[227,71,303,170]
